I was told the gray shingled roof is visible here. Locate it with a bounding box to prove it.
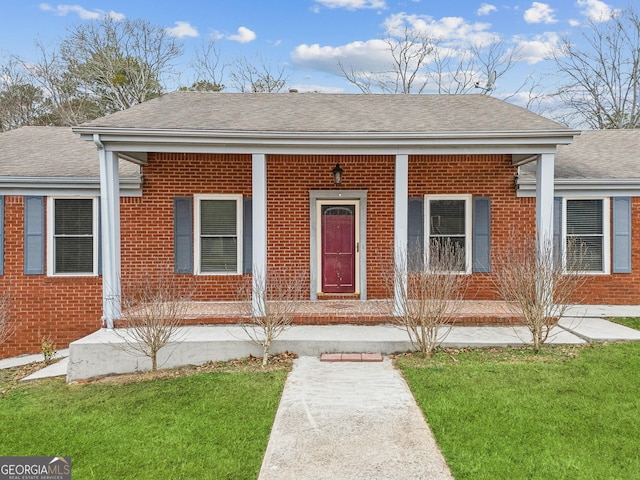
[521,129,640,179]
[0,126,139,177]
[79,91,570,133]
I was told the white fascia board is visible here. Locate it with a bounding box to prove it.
[517,178,640,197]
[0,176,142,197]
[75,128,577,156]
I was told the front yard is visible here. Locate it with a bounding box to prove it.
[0,360,288,480]
[2,325,640,479]
[397,339,640,479]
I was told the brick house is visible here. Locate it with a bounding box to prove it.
[0,92,637,358]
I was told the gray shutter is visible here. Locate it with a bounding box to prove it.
[0,196,4,276]
[174,197,193,274]
[613,197,631,273]
[243,197,253,274]
[407,197,424,271]
[24,196,45,275]
[472,197,491,273]
[553,197,562,266]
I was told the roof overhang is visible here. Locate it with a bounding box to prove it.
[517,177,640,197]
[0,176,143,196]
[73,127,579,157]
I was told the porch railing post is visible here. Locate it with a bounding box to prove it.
[394,154,409,316]
[96,136,121,329]
[252,153,267,317]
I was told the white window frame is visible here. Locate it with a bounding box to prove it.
[424,194,472,274]
[194,194,243,275]
[46,196,99,277]
[562,197,610,274]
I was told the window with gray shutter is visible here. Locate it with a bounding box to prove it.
[199,198,240,273]
[566,199,604,272]
[426,196,470,273]
[53,198,95,274]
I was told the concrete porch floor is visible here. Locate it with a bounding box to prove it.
[152,299,519,325]
[61,302,640,382]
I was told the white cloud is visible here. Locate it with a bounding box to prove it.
[568,18,581,26]
[314,0,385,10]
[39,3,124,21]
[384,13,497,46]
[576,0,616,22]
[166,21,199,38]
[524,2,557,24]
[513,32,560,64]
[292,39,390,75]
[477,3,497,16]
[227,26,256,43]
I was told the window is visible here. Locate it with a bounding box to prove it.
[425,195,471,273]
[195,195,243,274]
[47,197,98,275]
[564,198,609,273]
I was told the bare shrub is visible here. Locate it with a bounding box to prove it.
[391,241,468,357]
[0,293,13,349]
[494,239,587,351]
[239,269,306,367]
[118,273,191,371]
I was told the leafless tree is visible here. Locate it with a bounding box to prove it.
[434,39,523,94]
[339,26,521,95]
[391,241,468,357]
[229,54,290,93]
[0,58,47,131]
[15,41,102,126]
[494,239,587,351]
[550,7,640,129]
[183,39,227,92]
[339,26,438,94]
[118,273,190,371]
[60,17,182,114]
[239,268,306,366]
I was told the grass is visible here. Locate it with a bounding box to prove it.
[0,358,289,480]
[397,343,640,479]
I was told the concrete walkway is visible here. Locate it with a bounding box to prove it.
[258,356,453,480]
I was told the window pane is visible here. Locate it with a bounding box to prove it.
[566,200,603,235]
[201,200,237,236]
[430,200,465,235]
[567,237,603,272]
[55,237,93,273]
[201,237,237,272]
[55,199,93,235]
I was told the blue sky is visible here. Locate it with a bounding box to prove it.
[0,0,624,105]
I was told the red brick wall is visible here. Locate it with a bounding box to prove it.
[3,152,640,358]
[409,154,535,300]
[0,196,102,358]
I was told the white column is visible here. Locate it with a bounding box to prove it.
[97,141,121,329]
[536,153,555,256]
[394,154,409,316]
[252,153,267,317]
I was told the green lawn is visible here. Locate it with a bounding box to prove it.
[0,367,287,479]
[398,342,640,479]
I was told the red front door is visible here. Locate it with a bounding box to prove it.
[321,205,356,293]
